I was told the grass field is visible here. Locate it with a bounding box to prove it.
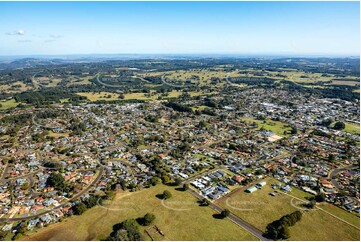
[216,177,359,241]
[142,69,245,88]
[46,131,69,138]
[0,99,19,110]
[123,92,154,100]
[39,78,62,87]
[290,209,359,241]
[67,76,94,86]
[77,92,120,101]
[343,122,360,135]
[59,98,70,103]
[23,184,257,241]
[318,202,360,227]
[331,80,360,86]
[0,81,31,93]
[241,117,291,137]
[140,68,356,88]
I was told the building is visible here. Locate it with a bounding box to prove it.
[246,186,258,193]
[256,181,267,188]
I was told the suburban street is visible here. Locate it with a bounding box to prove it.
[329,164,358,190]
[0,167,104,222]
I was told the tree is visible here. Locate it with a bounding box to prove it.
[105,190,116,200]
[264,210,302,240]
[173,178,182,186]
[198,120,208,128]
[333,121,345,130]
[114,229,129,240]
[321,118,333,127]
[328,153,335,162]
[182,183,189,191]
[151,177,161,186]
[109,219,143,241]
[162,190,172,200]
[161,175,171,184]
[21,182,30,190]
[315,193,326,202]
[290,126,298,134]
[84,195,98,208]
[73,202,87,215]
[199,198,210,206]
[278,226,290,240]
[221,209,230,218]
[46,173,65,190]
[306,200,316,209]
[119,179,127,191]
[0,230,8,240]
[143,213,156,226]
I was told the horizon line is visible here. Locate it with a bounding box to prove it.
[0,53,359,58]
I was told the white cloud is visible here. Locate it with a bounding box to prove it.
[50,34,63,39]
[18,39,32,43]
[6,29,25,36]
[44,34,63,43]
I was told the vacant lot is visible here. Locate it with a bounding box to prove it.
[24,184,257,241]
[216,177,359,241]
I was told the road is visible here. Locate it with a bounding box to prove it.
[186,187,269,241]
[0,160,11,183]
[329,164,357,190]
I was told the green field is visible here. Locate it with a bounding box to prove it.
[241,117,291,137]
[23,185,257,241]
[216,177,360,241]
[0,99,19,110]
[77,92,120,101]
[123,92,154,100]
[343,122,360,135]
[331,80,360,86]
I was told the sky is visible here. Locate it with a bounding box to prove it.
[0,1,359,56]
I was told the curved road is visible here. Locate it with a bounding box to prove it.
[329,164,358,190]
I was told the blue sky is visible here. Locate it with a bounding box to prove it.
[0,1,359,56]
